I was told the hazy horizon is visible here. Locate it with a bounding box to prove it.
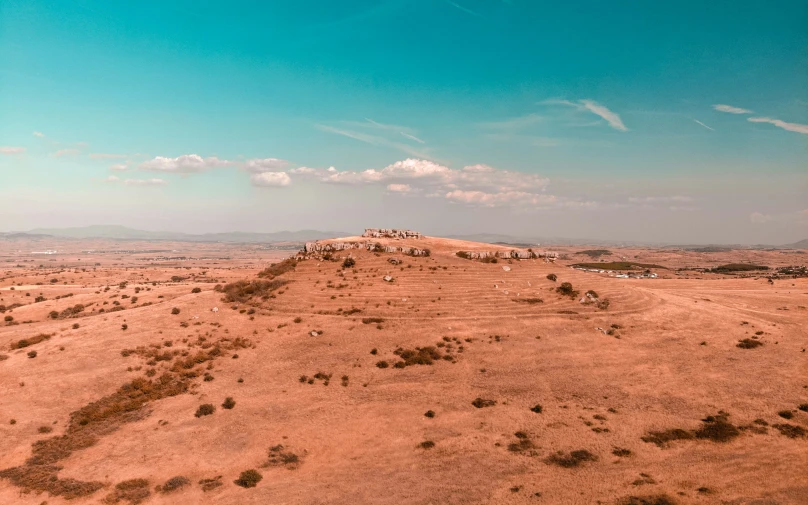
[2,1,807,244]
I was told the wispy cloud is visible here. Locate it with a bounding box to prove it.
[693,119,714,131]
[578,100,628,131]
[747,116,808,135]
[445,0,481,17]
[109,163,128,171]
[541,99,628,131]
[0,146,25,155]
[244,158,290,173]
[713,104,752,114]
[33,131,45,138]
[316,124,431,158]
[54,149,80,157]
[399,132,425,144]
[89,153,127,159]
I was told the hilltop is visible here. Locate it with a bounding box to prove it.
[0,235,806,505]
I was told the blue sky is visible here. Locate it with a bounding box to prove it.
[1,0,806,243]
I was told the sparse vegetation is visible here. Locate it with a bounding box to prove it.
[737,338,763,349]
[572,262,666,270]
[194,403,215,418]
[710,263,769,273]
[191,287,201,293]
[106,478,150,504]
[530,404,543,414]
[362,317,385,324]
[221,279,289,303]
[556,282,579,298]
[222,397,236,409]
[234,469,262,488]
[419,440,435,449]
[342,257,355,268]
[544,449,597,468]
[472,398,496,408]
[513,297,543,304]
[546,273,557,281]
[11,333,52,349]
[198,476,223,491]
[158,476,190,493]
[257,258,297,278]
[265,444,301,468]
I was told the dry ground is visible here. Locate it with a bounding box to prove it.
[0,237,806,505]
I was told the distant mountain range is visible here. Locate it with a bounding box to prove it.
[1,225,351,243]
[0,226,805,249]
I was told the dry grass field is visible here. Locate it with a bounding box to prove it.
[0,236,806,505]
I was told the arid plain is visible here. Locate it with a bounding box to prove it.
[0,236,806,505]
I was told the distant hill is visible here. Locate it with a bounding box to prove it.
[786,238,808,249]
[16,225,351,243]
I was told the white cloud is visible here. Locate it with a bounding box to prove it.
[101,175,120,183]
[244,158,290,173]
[33,131,45,138]
[0,146,25,155]
[250,171,291,187]
[693,120,714,131]
[541,99,628,131]
[750,212,772,224]
[713,104,752,114]
[578,100,628,131]
[123,178,167,186]
[109,163,128,171]
[139,154,234,173]
[747,117,808,135]
[54,149,79,157]
[386,183,412,193]
[89,153,127,159]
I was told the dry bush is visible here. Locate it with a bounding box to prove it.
[171,307,180,315]
[507,432,535,453]
[258,258,297,278]
[362,317,385,324]
[513,298,543,304]
[158,476,190,493]
[737,338,763,349]
[641,428,694,447]
[264,444,301,469]
[530,404,543,414]
[773,423,807,439]
[544,449,597,468]
[195,404,215,418]
[616,495,678,505]
[105,478,150,504]
[556,282,579,298]
[612,447,632,457]
[392,346,442,367]
[472,398,496,408]
[221,279,288,303]
[234,469,262,488]
[11,333,53,350]
[546,273,557,281]
[198,476,223,492]
[191,287,201,293]
[222,397,236,409]
[419,440,435,449]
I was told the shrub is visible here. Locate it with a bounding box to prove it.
[556,282,579,298]
[4,315,13,322]
[234,469,262,488]
[778,410,794,419]
[159,476,190,493]
[11,333,52,349]
[199,476,223,492]
[362,317,385,324]
[392,346,442,367]
[641,428,694,447]
[694,415,739,443]
[191,287,201,293]
[342,257,356,268]
[546,273,557,282]
[798,403,808,412]
[471,398,496,408]
[38,425,53,433]
[530,404,543,414]
[293,317,302,323]
[72,323,79,329]
[419,440,435,449]
[737,338,763,349]
[514,298,543,304]
[171,307,180,315]
[424,410,435,418]
[122,324,128,330]
[221,279,288,303]
[616,495,678,505]
[258,258,297,278]
[772,423,807,439]
[544,449,597,468]
[27,351,37,359]
[612,447,632,457]
[108,479,150,504]
[266,444,301,468]
[586,289,599,298]
[375,360,389,369]
[222,397,236,409]
[195,404,215,418]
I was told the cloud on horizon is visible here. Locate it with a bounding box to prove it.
[139,154,235,173]
[0,146,25,155]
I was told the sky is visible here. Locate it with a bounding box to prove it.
[1,0,806,244]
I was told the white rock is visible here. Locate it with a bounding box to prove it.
[502,266,511,271]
